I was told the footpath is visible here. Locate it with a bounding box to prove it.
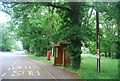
[26,55,82,80]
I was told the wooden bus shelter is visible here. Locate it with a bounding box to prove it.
[51,42,71,67]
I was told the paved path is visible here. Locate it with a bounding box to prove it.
[0,51,81,80]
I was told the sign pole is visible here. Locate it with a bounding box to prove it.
[96,10,100,73]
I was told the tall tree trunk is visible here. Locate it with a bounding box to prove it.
[116,3,120,59]
[105,52,107,58]
[68,3,85,69]
[108,48,111,58]
[116,42,120,59]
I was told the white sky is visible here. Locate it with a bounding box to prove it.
[0,11,11,23]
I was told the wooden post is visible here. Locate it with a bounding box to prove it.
[54,47,56,66]
[96,10,100,73]
[62,48,65,67]
[52,47,54,56]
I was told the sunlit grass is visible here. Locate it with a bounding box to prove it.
[65,54,118,79]
[26,53,54,64]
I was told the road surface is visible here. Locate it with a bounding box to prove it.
[0,51,80,80]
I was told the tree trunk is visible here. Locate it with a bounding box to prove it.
[108,48,111,58]
[116,13,120,59]
[116,37,120,59]
[105,52,107,58]
[68,3,85,69]
[71,54,81,69]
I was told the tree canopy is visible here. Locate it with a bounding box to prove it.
[1,2,119,69]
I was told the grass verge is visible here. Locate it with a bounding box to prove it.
[26,53,118,79]
[26,53,54,64]
[64,54,118,79]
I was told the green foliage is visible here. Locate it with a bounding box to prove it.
[0,22,19,51]
[86,2,119,58]
[6,3,58,56]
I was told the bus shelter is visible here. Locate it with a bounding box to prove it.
[51,42,71,67]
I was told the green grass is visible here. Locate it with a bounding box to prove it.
[26,53,118,79]
[26,53,54,64]
[65,54,118,79]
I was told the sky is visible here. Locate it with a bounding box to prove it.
[0,11,11,23]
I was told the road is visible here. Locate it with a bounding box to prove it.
[0,51,80,80]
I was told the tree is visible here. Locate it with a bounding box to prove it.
[96,2,120,58]
[0,22,17,51]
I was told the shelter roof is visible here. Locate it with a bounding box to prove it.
[51,41,71,47]
[51,44,60,47]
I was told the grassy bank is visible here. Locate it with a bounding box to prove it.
[65,54,118,79]
[26,53,54,64]
[26,53,118,79]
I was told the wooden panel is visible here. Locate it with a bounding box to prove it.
[53,46,71,67]
[53,48,56,66]
[54,46,63,65]
[55,57,62,64]
[64,50,71,67]
[58,47,63,58]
